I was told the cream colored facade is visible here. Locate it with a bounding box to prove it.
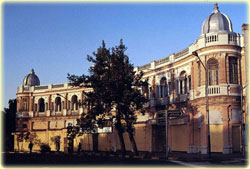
[14,4,248,154]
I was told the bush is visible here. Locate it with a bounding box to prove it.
[40,144,51,153]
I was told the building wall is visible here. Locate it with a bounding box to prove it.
[14,12,248,155]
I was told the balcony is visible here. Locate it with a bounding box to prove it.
[147,97,169,107]
[179,94,188,102]
[16,111,29,118]
[157,97,168,105]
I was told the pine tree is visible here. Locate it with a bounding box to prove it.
[68,40,148,157]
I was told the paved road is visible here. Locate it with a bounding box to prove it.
[2,152,248,167]
[2,152,177,166]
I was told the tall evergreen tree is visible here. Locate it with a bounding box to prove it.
[2,99,17,152]
[68,40,148,157]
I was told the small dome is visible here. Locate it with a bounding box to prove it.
[23,69,40,86]
[201,3,233,34]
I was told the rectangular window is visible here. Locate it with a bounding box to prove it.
[22,124,27,129]
[229,57,238,84]
[180,80,183,94]
[208,71,213,86]
[184,78,187,94]
[22,98,28,111]
[149,87,152,99]
[198,62,201,87]
[175,80,179,94]
[168,82,172,95]
[231,109,241,121]
[165,85,168,96]
[188,75,191,90]
[156,86,159,98]
[215,70,219,85]
[160,85,163,98]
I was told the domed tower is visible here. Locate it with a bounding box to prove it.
[193,3,243,155]
[196,3,240,49]
[201,3,233,34]
[23,69,40,86]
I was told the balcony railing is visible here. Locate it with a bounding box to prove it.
[34,85,48,90]
[138,63,151,71]
[71,111,79,116]
[38,112,45,117]
[55,112,62,116]
[208,86,220,95]
[16,111,29,118]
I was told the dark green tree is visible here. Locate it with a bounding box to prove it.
[68,40,148,157]
[2,99,17,152]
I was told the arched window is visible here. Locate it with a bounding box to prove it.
[160,77,168,98]
[55,97,62,112]
[179,71,187,94]
[71,95,78,111]
[207,58,219,86]
[38,98,45,112]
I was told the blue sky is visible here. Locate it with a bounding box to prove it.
[3,2,248,108]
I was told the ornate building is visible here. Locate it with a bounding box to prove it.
[14,4,248,154]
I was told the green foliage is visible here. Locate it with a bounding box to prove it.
[28,132,42,146]
[68,40,148,127]
[3,99,17,151]
[66,123,80,141]
[50,136,60,144]
[67,40,148,155]
[16,131,30,143]
[40,144,51,153]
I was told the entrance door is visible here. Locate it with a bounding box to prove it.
[93,133,98,152]
[210,124,223,152]
[64,138,68,153]
[171,125,188,152]
[152,125,166,152]
[232,126,241,152]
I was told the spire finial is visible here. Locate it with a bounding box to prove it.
[31,68,34,74]
[213,3,219,13]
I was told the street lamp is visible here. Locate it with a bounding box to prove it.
[240,84,247,157]
[192,51,211,157]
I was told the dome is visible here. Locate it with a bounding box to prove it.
[23,69,40,86]
[201,3,233,34]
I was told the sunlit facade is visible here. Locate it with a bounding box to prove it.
[14,4,248,154]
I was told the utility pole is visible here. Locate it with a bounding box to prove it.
[192,51,211,157]
[165,110,169,158]
[241,85,247,157]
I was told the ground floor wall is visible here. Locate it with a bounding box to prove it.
[13,123,152,153]
[13,97,243,154]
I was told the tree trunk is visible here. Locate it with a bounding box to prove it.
[117,127,126,157]
[116,117,126,157]
[128,131,139,156]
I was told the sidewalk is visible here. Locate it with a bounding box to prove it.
[166,152,246,161]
